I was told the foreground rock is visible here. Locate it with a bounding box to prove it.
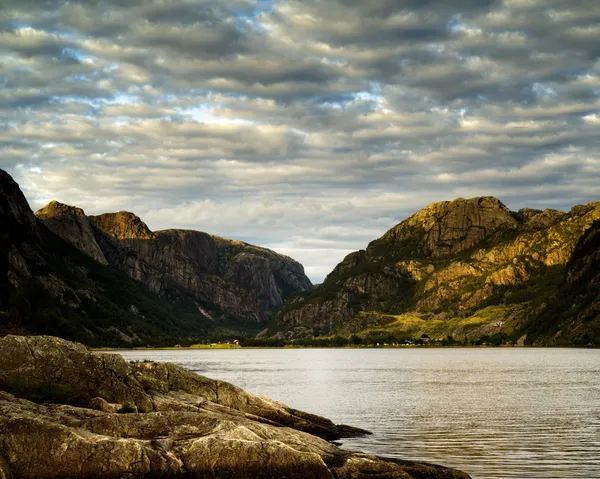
[0,335,470,479]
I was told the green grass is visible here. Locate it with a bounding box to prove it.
[344,304,528,343]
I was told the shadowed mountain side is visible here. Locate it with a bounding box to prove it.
[0,170,216,346]
[0,168,307,346]
[525,220,600,345]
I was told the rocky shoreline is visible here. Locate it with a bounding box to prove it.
[0,335,470,478]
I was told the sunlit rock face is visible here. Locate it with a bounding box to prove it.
[35,201,108,265]
[89,211,156,241]
[279,196,600,344]
[381,196,518,258]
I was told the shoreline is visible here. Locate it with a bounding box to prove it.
[90,344,598,351]
[0,334,471,479]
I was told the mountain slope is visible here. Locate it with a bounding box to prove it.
[0,169,213,346]
[35,202,312,324]
[1,169,311,346]
[278,197,600,345]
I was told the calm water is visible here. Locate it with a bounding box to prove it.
[115,348,600,479]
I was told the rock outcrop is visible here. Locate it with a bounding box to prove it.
[380,196,518,258]
[90,211,156,240]
[279,196,600,345]
[0,335,470,479]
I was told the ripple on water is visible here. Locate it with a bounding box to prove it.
[115,348,600,479]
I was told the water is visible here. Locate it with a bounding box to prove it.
[114,348,600,479]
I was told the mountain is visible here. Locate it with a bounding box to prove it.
[4,166,598,347]
[277,197,600,345]
[36,202,311,323]
[0,169,311,346]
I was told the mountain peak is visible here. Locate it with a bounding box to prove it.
[380,195,517,258]
[35,200,107,265]
[35,200,86,220]
[419,196,510,216]
[0,169,36,227]
[90,211,156,240]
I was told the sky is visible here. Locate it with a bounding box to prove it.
[1,0,599,282]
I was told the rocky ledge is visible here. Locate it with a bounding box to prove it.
[0,335,470,479]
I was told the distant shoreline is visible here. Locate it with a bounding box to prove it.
[90,344,597,351]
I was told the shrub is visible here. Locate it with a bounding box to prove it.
[117,403,138,414]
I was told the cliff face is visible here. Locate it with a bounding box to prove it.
[0,170,41,310]
[379,196,518,258]
[279,197,600,344]
[34,201,311,325]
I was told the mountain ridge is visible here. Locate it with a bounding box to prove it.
[0,168,311,346]
[3,166,599,347]
[36,202,312,323]
[277,195,600,345]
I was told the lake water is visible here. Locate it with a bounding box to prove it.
[115,348,600,479]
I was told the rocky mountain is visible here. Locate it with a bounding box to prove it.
[0,169,213,346]
[278,196,600,345]
[0,335,469,478]
[0,169,310,346]
[36,201,311,324]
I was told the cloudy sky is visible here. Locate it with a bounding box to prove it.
[1,0,599,281]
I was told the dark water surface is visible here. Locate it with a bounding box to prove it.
[115,348,600,479]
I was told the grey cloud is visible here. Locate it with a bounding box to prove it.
[2,0,600,281]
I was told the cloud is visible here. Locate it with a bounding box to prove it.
[1,0,599,281]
